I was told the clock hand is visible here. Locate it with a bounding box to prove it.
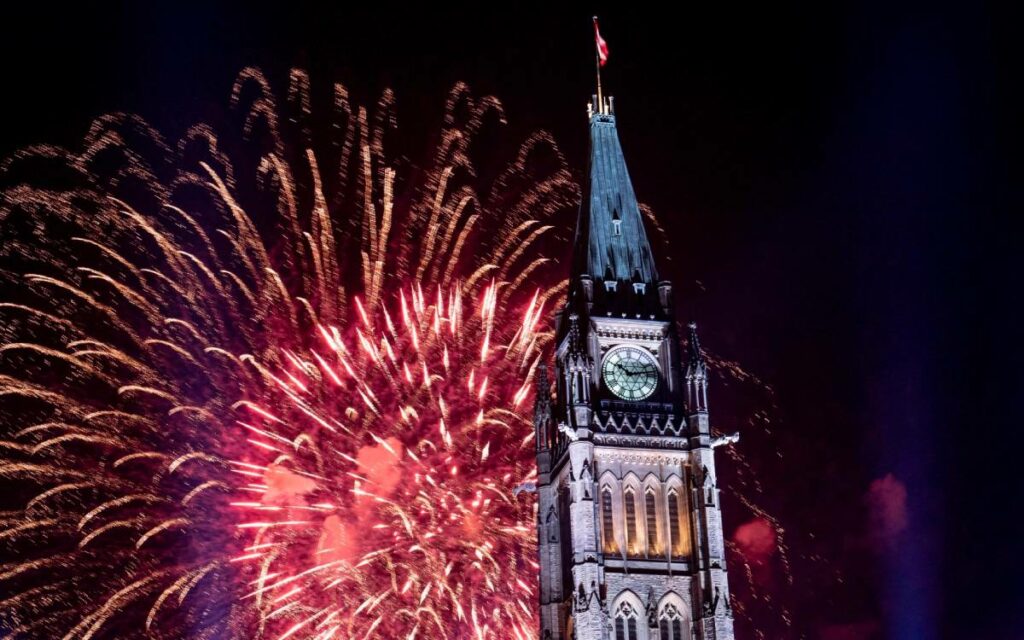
[620,364,653,378]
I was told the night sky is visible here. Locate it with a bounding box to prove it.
[2,2,1020,638]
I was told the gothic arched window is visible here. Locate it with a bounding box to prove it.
[658,603,685,640]
[546,507,558,543]
[668,488,685,557]
[614,601,640,640]
[558,483,573,589]
[624,488,638,556]
[645,488,659,556]
[601,487,615,553]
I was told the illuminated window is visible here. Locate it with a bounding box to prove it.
[645,488,659,556]
[624,488,638,555]
[614,601,639,640]
[667,489,684,552]
[659,603,685,640]
[612,219,622,236]
[601,487,615,552]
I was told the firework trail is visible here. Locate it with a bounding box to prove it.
[0,66,818,639]
[0,67,576,639]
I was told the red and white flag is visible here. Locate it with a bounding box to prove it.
[593,17,609,66]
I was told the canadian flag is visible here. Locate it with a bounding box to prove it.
[593,17,609,66]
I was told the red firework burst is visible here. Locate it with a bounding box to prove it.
[0,67,577,639]
[230,282,548,639]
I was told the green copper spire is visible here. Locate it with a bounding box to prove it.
[574,96,659,288]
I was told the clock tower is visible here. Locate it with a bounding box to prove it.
[533,96,738,640]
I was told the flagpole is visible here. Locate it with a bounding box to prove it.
[593,16,603,113]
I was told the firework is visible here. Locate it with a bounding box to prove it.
[0,67,577,639]
[0,62,820,640]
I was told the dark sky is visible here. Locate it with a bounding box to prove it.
[2,2,1020,638]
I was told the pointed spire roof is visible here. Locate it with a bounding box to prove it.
[534,365,551,421]
[686,321,707,379]
[573,96,658,286]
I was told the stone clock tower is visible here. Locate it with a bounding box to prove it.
[533,96,738,640]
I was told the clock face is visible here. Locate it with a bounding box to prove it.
[602,346,659,401]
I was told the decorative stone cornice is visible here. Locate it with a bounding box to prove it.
[592,317,668,345]
[591,435,691,455]
[593,410,686,438]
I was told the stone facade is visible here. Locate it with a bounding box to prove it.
[534,96,736,640]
